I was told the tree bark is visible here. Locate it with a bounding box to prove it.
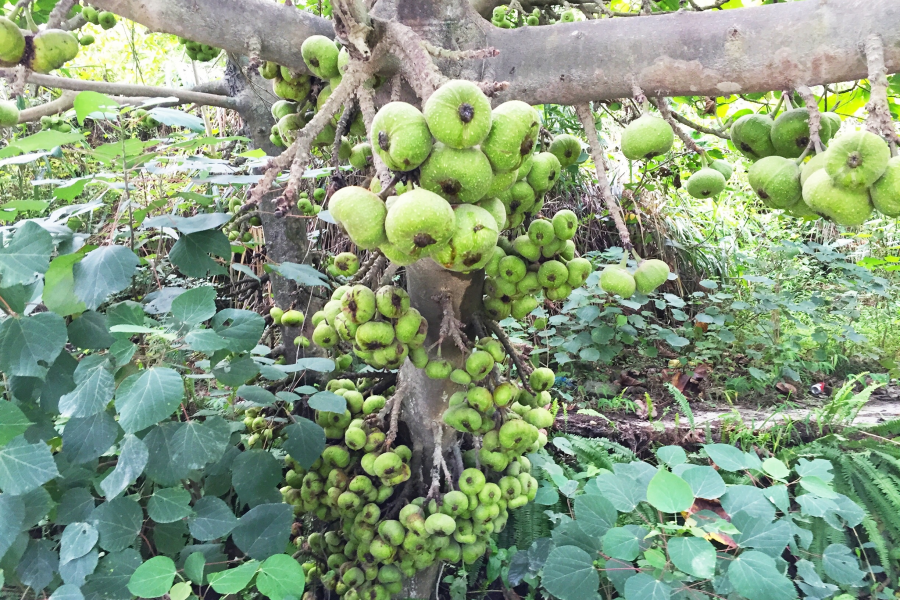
[487,0,900,105]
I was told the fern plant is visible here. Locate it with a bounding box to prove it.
[665,382,695,430]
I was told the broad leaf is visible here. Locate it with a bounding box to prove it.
[74,91,119,124]
[49,584,84,600]
[720,485,775,522]
[728,551,797,600]
[208,560,259,594]
[646,469,694,513]
[80,548,142,600]
[623,573,671,600]
[127,556,176,598]
[703,444,750,472]
[674,465,726,500]
[732,512,791,557]
[114,367,185,433]
[59,549,99,586]
[57,488,96,526]
[16,538,58,591]
[0,437,59,494]
[143,422,191,486]
[0,402,31,447]
[0,493,25,560]
[171,417,230,470]
[170,286,217,324]
[541,545,601,600]
[602,526,646,561]
[656,446,687,467]
[90,497,143,552]
[0,312,67,378]
[282,418,326,469]
[100,434,149,499]
[67,310,115,350]
[42,253,87,316]
[822,543,865,585]
[143,213,232,234]
[307,391,346,413]
[212,309,266,352]
[147,488,193,524]
[269,262,329,287]
[573,493,618,537]
[0,221,53,286]
[667,536,716,579]
[170,230,231,277]
[58,355,115,418]
[73,246,139,310]
[188,496,237,541]
[257,554,306,600]
[60,522,99,565]
[232,449,283,508]
[62,410,119,464]
[231,503,293,560]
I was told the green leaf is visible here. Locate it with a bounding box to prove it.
[58,355,115,418]
[732,512,791,557]
[127,556,176,598]
[231,503,293,560]
[667,536,716,578]
[74,91,119,125]
[0,437,59,494]
[574,493,618,537]
[171,286,217,324]
[59,550,98,586]
[257,554,306,600]
[0,493,25,559]
[60,522,99,565]
[184,328,231,353]
[67,311,115,349]
[57,488,97,525]
[17,538,58,591]
[269,262,329,287]
[798,475,838,499]
[114,367,185,433]
[147,488,193,524]
[1,130,84,155]
[80,548,142,600]
[541,545,601,600]
[73,246,139,310]
[49,584,84,600]
[143,422,191,486]
[169,581,192,600]
[703,444,749,472]
[143,213,232,234]
[282,418,326,469]
[212,354,259,387]
[237,385,279,407]
[0,312,67,377]
[212,309,266,353]
[90,497,143,552]
[656,446,686,467]
[551,519,603,554]
[674,465,726,500]
[100,434,149,499]
[170,230,231,277]
[43,253,87,316]
[762,457,790,481]
[208,560,260,594]
[646,469,694,513]
[602,526,645,561]
[623,573,671,600]
[307,391,346,413]
[720,485,775,522]
[171,417,230,470]
[183,551,206,584]
[187,496,237,541]
[62,411,119,464]
[592,462,656,512]
[728,551,797,600]
[148,108,205,132]
[0,402,32,447]
[232,449,283,508]
[794,458,833,482]
[0,221,53,288]
[822,543,865,585]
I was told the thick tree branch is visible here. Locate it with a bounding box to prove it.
[863,34,900,146]
[89,0,333,73]
[0,69,239,110]
[18,91,76,123]
[489,0,900,105]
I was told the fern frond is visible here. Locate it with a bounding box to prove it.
[861,516,892,580]
[665,383,695,430]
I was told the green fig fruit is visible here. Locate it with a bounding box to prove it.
[537,260,568,289]
[486,170,517,197]
[342,285,377,324]
[431,204,499,272]
[527,219,555,246]
[0,100,18,127]
[770,108,813,158]
[443,405,483,433]
[526,152,562,195]
[355,321,395,350]
[730,113,777,160]
[384,188,455,257]
[329,186,388,249]
[685,167,726,199]
[301,35,340,79]
[747,156,802,209]
[313,322,338,347]
[599,265,635,297]
[549,133,582,168]
[512,234,540,261]
[551,209,578,241]
[281,309,305,327]
[423,79,492,149]
[349,142,373,170]
[419,143,493,203]
[566,257,592,288]
[476,196,507,231]
[633,259,670,294]
[29,29,79,73]
[273,76,312,102]
[709,159,733,181]
[465,350,495,380]
[375,285,409,319]
[0,17,25,64]
[333,252,359,276]
[802,168,873,226]
[97,11,117,29]
[800,150,830,186]
[371,102,433,171]
[481,100,540,173]
[499,181,536,216]
[825,131,891,189]
[871,156,900,217]
[425,358,453,379]
[621,114,674,160]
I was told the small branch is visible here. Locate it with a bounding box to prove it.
[863,34,900,145]
[483,317,533,393]
[348,251,385,285]
[0,69,239,110]
[662,107,728,139]
[46,0,76,29]
[575,102,632,250]
[429,291,468,355]
[382,21,444,101]
[477,81,510,97]
[427,422,445,500]
[332,100,356,168]
[389,74,403,102]
[795,85,825,153]
[17,91,76,123]
[383,376,408,450]
[651,97,706,157]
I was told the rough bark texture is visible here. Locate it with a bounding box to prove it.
[400,259,484,599]
[91,0,900,105]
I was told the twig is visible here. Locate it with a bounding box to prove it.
[662,107,728,139]
[575,102,632,250]
[361,254,388,287]
[795,85,825,153]
[332,100,356,168]
[426,422,447,500]
[864,34,900,145]
[348,250,385,285]
[429,291,469,355]
[422,41,499,61]
[382,21,444,101]
[389,74,403,102]
[483,317,533,393]
[383,376,407,450]
[46,0,76,29]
